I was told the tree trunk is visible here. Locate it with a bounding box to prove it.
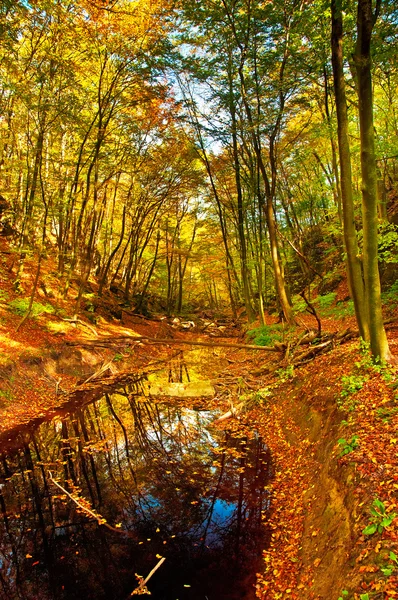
[355,0,391,361]
[331,0,369,341]
[228,55,254,321]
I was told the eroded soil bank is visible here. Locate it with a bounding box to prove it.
[250,340,398,599]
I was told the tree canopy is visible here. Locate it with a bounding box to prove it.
[1,0,398,358]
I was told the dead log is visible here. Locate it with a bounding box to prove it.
[292,339,333,364]
[66,335,284,352]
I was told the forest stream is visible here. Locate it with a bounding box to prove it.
[0,347,271,600]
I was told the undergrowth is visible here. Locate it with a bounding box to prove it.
[292,292,355,318]
[382,280,398,312]
[8,298,55,317]
[246,323,284,346]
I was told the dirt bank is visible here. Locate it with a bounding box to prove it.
[250,340,398,599]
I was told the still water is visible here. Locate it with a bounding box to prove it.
[0,351,271,600]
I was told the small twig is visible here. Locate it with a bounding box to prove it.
[42,369,66,395]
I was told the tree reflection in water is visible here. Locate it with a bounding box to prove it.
[0,367,271,600]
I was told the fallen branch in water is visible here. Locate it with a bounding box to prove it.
[213,400,247,423]
[48,471,129,535]
[80,359,115,386]
[131,557,166,596]
[66,335,284,352]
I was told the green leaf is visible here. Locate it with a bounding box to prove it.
[374,498,385,513]
[380,516,394,528]
[381,566,393,576]
[362,523,377,535]
[389,551,398,563]
[360,594,370,600]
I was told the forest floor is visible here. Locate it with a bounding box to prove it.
[0,237,397,600]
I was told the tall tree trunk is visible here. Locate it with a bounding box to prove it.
[238,74,294,324]
[98,205,126,295]
[331,0,369,341]
[355,0,391,360]
[323,66,343,221]
[177,218,197,313]
[136,230,161,314]
[228,54,254,321]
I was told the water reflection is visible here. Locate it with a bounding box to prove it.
[0,361,270,600]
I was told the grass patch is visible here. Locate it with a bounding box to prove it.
[8,298,55,317]
[0,289,9,302]
[337,373,368,411]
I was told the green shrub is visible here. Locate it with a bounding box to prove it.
[246,324,282,346]
[337,373,368,411]
[340,374,367,398]
[318,292,337,308]
[8,298,55,317]
[378,222,398,264]
[276,364,295,382]
[362,498,397,536]
[331,299,355,318]
[292,292,354,318]
[0,389,13,401]
[337,435,359,456]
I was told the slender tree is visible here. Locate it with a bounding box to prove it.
[355,0,391,360]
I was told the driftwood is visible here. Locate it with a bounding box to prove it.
[213,400,247,423]
[251,328,358,375]
[66,335,284,352]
